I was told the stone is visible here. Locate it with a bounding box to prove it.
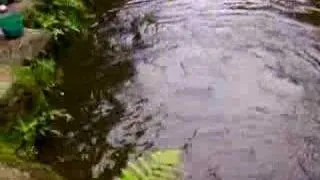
[0,28,51,65]
[8,0,33,12]
[0,163,32,180]
[0,64,12,98]
[0,160,64,180]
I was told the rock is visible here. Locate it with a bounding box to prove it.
[0,28,51,65]
[0,64,12,98]
[0,142,64,180]
[8,0,34,12]
[0,163,32,180]
[0,160,64,180]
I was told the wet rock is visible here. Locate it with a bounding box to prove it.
[8,0,34,12]
[0,64,12,98]
[0,160,64,180]
[0,28,51,65]
[0,163,32,180]
[0,141,63,180]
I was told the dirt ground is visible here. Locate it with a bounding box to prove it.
[0,163,32,180]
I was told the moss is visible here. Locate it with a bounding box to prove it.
[0,0,85,178]
[0,0,84,179]
[13,66,38,88]
[0,140,18,156]
[0,65,41,132]
[0,59,56,123]
[0,58,58,154]
[0,136,63,180]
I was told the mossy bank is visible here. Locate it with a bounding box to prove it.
[0,0,90,179]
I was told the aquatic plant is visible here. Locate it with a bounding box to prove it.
[117,149,182,180]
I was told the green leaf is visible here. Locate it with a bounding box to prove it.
[118,149,182,180]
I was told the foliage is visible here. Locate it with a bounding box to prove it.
[31,58,57,89]
[117,149,182,180]
[0,142,64,180]
[1,59,70,159]
[13,58,56,89]
[13,109,68,158]
[24,0,90,40]
[13,66,37,88]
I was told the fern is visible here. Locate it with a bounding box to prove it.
[24,0,89,40]
[31,58,56,89]
[118,149,182,180]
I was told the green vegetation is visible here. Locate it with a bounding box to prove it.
[0,58,70,159]
[24,0,90,40]
[0,60,66,179]
[7,0,92,156]
[1,1,183,180]
[0,0,91,178]
[0,0,89,159]
[117,149,183,180]
[0,141,64,180]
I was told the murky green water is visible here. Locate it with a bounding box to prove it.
[38,0,320,179]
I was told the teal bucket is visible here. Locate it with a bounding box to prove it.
[0,12,24,39]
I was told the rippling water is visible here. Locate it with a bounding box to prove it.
[38,0,320,179]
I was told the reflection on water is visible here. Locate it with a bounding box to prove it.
[38,0,320,180]
[38,28,137,179]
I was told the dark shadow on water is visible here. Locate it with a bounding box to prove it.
[36,4,140,178]
[289,10,320,26]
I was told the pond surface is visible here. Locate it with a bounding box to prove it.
[38,0,320,179]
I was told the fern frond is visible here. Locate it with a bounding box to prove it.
[118,149,182,180]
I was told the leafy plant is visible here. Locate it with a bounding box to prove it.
[12,58,56,90]
[13,66,37,88]
[13,109,68,158]
[117,149,182,180]
[24,0,90,40]
[2,58,69,158]
[31,58,57,89]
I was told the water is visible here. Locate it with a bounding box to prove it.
[38,0,320,179]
